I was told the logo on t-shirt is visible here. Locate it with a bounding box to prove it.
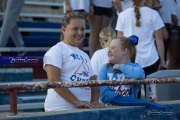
[74,61,89,77]
[70,53,90,81]
[108,73,132,96]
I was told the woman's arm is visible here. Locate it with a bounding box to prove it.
[45,64,95,108]
[172,14,179,27]
[89,0,94,15]
[112,0,122,13]
[154,28,166,68]
[113,64,145,79]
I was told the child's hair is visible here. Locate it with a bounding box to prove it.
[99,27,116,47]
[61,12,86,41]
[133,0,141,27]
[106,36,137,69]
[116,36,136,62]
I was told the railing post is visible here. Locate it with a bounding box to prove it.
[9,89,17,116]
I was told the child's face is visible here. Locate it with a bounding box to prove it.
[108,39,124,64]
[62,18,86,47]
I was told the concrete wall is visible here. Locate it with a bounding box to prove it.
[1,100,180,120]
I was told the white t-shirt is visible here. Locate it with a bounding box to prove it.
[159,0,172,24]
[116,7,164,68]
[93,0,113,8]
[171,0,180,26]
[91,47,109,76]
[63,0,90,13]
[43,42,94,111]
[121,0,132,11]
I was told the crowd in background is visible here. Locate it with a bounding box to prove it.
[64,0,180,71]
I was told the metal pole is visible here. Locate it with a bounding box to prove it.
[9,89,17,116]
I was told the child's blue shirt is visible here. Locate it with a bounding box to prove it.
[97,62,145,104]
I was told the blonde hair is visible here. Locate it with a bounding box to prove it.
[133,0,141,27]
[99,27,116,47]
[61,12,86,41]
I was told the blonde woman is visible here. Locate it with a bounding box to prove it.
[91,27,116,78]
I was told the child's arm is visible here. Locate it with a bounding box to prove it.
[97,65,118,103]
[46,65,95,108]
[90,75,105,108]
[113,63,145,79]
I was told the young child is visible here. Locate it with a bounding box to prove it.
[43,12,104,111]
[97,36,145,105]
[91,27,116,78]
[97,36,165,109]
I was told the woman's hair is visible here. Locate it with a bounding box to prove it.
[61,12,86,41]
[133,0,141,27]
[106,36,137,69]
[99,27,116,47]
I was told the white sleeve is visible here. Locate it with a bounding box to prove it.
[91,51,100,75]
[43,48,63,70]
[115,13,124,32]
[154,12,164,30]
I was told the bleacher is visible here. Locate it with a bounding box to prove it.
[0,0,91,112]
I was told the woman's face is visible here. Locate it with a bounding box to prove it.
[108,39,124,64]
[62,18,86,47]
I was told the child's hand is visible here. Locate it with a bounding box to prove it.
[75,101,95,108]
[90,101,105,108]
[113,64,120,72]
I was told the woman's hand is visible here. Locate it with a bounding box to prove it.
[75,101,96,108]
[158,62,167,70]
[90,101,105,108]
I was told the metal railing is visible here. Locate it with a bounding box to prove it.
[0,77,180,116]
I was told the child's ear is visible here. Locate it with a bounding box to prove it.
[123,48,128,54]
[61,26,66,34]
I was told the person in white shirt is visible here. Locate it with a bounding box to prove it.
[43,12,104,112]
[167,0,180,69]
[88,0,113,58]
[91,27,116,78]
[109,0,152,32]
[116,0,166,98]
[63,0,94,50]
